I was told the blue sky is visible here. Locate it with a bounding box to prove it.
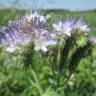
[0,0,96,11]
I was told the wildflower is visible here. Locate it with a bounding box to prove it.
[34,29,56,52]
[26,11,57,52]
[2,30,30,53]
[52,19,91,38]
[52,19,75,37]
[75,19,90,32]
[0,18,31,53]
[0,11,56,53]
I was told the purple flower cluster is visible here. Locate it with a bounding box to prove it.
[34,29,56,52]
[74,19,90,32]
[0,17,33,53]
[0,11,92,53]
[0,11,56,53]
[52,19,90,37]
[26,11,56,52]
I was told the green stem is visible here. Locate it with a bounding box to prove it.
[56,38,64,88]
[57,72,73,91]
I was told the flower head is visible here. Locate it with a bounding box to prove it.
[0,18,31,53]
[74,19,90,32]
[34,29,56,52]
[26,11,56,52]
[52,19,75,37]
[52,19,91,38]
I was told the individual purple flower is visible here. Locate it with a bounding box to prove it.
[74,19,91,32]
[52,19,75,37]
[33,29,57,52]
[2,30,31,53]
[1,19,31,53]
[1,31,19,53]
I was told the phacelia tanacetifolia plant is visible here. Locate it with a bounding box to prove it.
[0,10,95,95]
